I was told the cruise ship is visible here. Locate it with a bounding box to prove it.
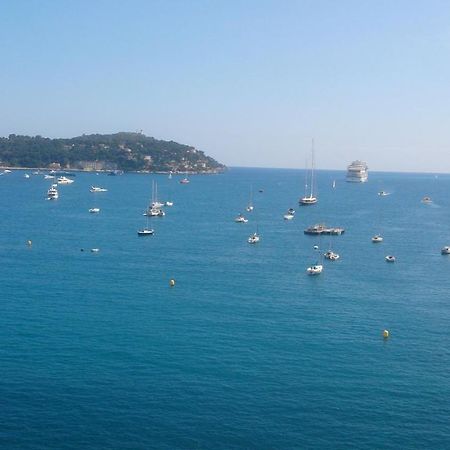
[346,160,368,182]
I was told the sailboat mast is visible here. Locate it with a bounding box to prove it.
[310,139,315,198]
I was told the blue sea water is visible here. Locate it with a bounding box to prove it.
[1,168,450,449]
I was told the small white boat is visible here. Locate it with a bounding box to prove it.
[306,264,323,275]
[47,184,58,200]
[57,176,74,184]
[324,251,340,260]
[248,232,260,244]
[137,228,154,236]
[89,208,100,213]
[44,174,55,179]
[283,208,295,220]
[165,201,174,207]
[90,248,100,253]
[385,255,396,263]
[441,246,450,255]
[235,214,248,223]
[24,173,30,178]
[378,191,390,196]
[90,186,108,192]
[4,169,11,173]
[372,235,383,243]
[180,177,190,184]
[421,196,432,204]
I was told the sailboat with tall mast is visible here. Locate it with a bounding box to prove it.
[299,140,318,205]
[246,185,254,212]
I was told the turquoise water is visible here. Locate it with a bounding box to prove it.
[1,168,450,449]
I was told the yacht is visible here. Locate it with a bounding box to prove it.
[57,176,74,184]
[47,184,59,200]
[346,160,368,182]
[306,264,323,275]
[144,207,165,217]
[247,232,260,244]
[372,235,383,243]
[441,246,450,255]
[90,186,108,192]
[235,214,248,223]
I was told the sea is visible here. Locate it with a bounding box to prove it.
[1,167,449,449]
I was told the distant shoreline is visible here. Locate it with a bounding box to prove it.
[0,166,225,175]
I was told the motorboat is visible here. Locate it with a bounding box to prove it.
[90,186,108,192]
[44,174,55,179]
[235,214,248,223]
[421,197,432,204]
[247,232,260,244]
[378,191,390,196]
[441,246,450,255]
[165,201,174,207]
[89,208,100,213]
[306,264,323,275]
[24,173,30,178]
[324,251,340,260]
[137,228,155,236]
[283,208,295,220]
[57,176,74,184]
[372,235,383,243]
[385,255,396,263]
[90,248,100,253]
[47,184,58,200]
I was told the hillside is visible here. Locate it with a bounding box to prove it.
[0,132,226,172]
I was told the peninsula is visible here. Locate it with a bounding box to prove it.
[0,132,226,173]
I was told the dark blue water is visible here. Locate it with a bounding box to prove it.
[1,168,450,449]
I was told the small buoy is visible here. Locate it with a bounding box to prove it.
[27,240,32,246]
[169,279,176,287]
[382,329,390,339]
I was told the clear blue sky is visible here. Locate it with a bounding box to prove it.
[1,0,450,172]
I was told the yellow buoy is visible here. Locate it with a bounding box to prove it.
[169,279,176,287]
[382,329,390,338]
[27,240,32,246]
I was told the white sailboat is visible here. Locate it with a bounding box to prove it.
[246,185,254,212]
[138,215,154,236]
[299,140,318,205]
[248,224,260,244]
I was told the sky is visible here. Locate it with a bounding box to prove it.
[1,0,450,172]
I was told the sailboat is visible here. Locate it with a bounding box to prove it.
[248,224,260,244]
[299,140,318,205]
[138,215,154,236]
[246,185,254,212]
[144,181,165,216]
[306,244,323,275]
